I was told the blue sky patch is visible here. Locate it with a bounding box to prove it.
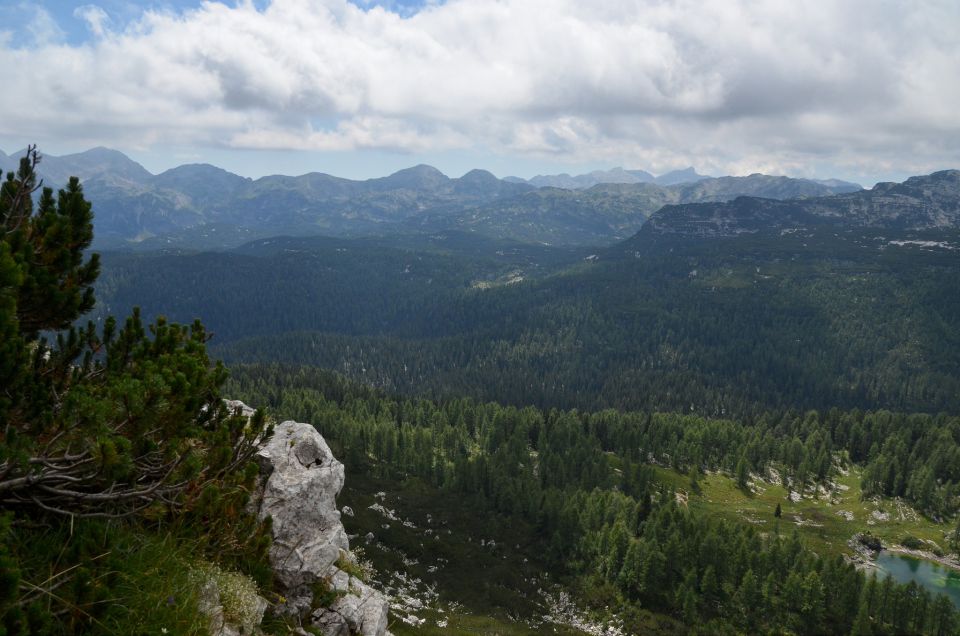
[0,0,440,49]
[346,0,442,18]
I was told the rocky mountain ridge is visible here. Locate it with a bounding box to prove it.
[642,169,960,238]
[3,147,866,248]
[422,172,865,245]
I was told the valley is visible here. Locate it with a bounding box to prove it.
[5,148,960,635]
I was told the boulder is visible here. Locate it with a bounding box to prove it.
[254,420,390,635]
[224,399,257,418]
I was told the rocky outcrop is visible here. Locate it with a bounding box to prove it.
[310,568,391,636]
[253,420,390,636]
[197,573,268,636]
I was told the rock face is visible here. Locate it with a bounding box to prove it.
[254,420,390,636]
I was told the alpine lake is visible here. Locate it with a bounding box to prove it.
[875,552,960,609]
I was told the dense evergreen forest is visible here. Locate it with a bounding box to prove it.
[95,223,960,417]
[225,363,960,635]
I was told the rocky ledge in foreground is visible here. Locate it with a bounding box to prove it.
[252,419,391,636]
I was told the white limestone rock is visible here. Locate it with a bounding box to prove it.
[312,567,390,636]
[253,420,390,635]
[224,399,257,418]
[255,421,349,616]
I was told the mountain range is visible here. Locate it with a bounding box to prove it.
[503,166,712,188]
[641,169,960,238]
[2,147,865,249]
[92,163,960,416]
[422,173,866,245]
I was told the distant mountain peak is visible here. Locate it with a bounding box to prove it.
[372,164,450,191]
[390,164,447,178]
[906,169,960,185]
[655,167,710,186]
[164,162,223,171]
[23,146,154,185]
[83,146,130,157]
[459,168,498,182]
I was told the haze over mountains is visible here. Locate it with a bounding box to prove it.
[82,148,960,417]
[504,166,711,188]
[2,147,864,249]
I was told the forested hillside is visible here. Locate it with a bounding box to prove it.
[8,0,960,632]
[96,203,960,415]
[223,364,960,635]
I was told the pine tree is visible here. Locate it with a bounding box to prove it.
[851,599,873,636]
[775,502,782,518]
[0,147,268,519]
[736,456,750,491]
[0,147,273,629]
[689,465,702,495]
[735,569,761,630]
[929,594,956,636]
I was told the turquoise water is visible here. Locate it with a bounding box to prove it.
[874,551,960,608]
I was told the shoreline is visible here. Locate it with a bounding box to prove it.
[883,546,960,572]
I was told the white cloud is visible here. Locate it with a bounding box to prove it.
[0,0,957,178]
[74,5,112,39]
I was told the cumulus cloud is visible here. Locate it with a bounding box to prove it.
[0,0,957,178]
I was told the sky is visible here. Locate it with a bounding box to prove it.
[0,0,958,185]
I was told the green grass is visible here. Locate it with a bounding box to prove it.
[6,519,213,635]
[662,465,952,559]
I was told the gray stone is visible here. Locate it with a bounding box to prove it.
[312,568,390,636]
[256,421,349,616]
[254,420,390,635]
[224,399,256,418]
